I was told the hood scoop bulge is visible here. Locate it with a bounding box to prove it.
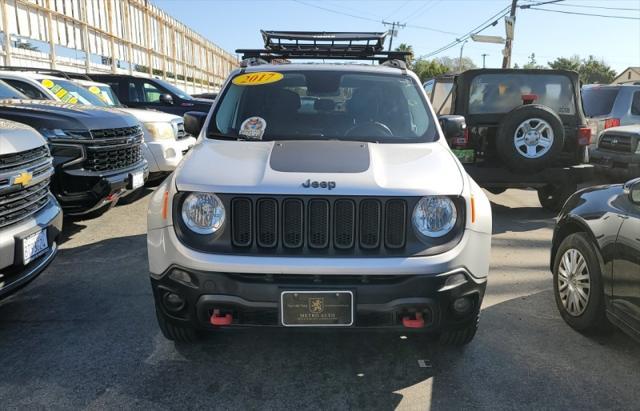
[269,140,371,173]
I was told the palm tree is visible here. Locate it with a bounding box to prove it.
[394,43,414,67]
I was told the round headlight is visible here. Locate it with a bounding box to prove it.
[412,196,457,238]
[181,192,225,234]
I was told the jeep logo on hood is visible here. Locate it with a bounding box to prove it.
[302,179,336,190]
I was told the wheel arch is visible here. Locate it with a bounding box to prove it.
[550,216,599,272]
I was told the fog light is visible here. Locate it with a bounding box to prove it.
[169,268,194,286]
[452,297,472,314]
[163,292,185,312]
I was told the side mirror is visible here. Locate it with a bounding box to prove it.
[183,111,208,136]
[625,178,640,204]
[159,93,174,105]
[438,115,466,140]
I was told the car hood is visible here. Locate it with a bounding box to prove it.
[175,139,465,196]
[0,119,47,153]
[116,107,181,123]
[0,99,140,130]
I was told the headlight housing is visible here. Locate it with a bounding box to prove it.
[412,196,457,238]
[181,192,225,234]
[144,122,176,141]
[38,128,91,140]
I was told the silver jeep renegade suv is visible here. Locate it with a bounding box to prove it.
[147,31,492,346]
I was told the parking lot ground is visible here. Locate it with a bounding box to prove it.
[1,188,639,410]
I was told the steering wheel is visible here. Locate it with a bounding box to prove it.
[345,121,393,138]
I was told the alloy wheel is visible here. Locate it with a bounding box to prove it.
[557,248,591,316]
[513,118,554,159]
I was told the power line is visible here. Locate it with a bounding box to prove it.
[523,6,640,20]
[291,0,381,23]
[423,5,511,58]
[386,0,411,20]
[524,0,638,11]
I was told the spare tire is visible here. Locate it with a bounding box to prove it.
[496,105,565,172]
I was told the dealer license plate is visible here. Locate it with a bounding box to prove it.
[452,149,475,164]
[23,229,48,265]
[281,291,353,326]
[130,171,144,189]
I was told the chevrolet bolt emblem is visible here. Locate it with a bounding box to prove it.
[11,171,33,187]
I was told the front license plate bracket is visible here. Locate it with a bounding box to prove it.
[281,291,354,327]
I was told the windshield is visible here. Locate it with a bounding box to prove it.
[208,70,435,143]
[39,78,109,106]
[468,73,576,115]
[581,87,620,117]
[155,78,193,100]
[84,84,122,107]
[0,80,27,99]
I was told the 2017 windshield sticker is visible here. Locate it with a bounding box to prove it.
[41,79,78,104]
[232,72,283,86]
[239,117,266,140]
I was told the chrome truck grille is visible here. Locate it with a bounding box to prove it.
[0,146,54,228]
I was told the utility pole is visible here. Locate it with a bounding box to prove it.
[458,40,468,73]
[502,0,518,68]
[481,53,488,68]
[382,21,406,51]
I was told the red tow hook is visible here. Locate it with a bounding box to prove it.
[402,312,425,328]
[210,309,233,326]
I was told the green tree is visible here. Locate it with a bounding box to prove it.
[579,55,616,84]
[548,55,581,72]
[394,43,414,67]
[548,55,616,84]
[436,56,476,73]
[523,53,544,69]
[412,58,449,82]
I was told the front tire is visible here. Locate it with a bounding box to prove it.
[537,183,577,212]
[552,233,610,334]
[155,307,200,343]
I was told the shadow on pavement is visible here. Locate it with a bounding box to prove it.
[491,201,556,235]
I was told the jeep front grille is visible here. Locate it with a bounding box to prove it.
[229,196,408,253]
[0,146,53,228]
[598,134,636,153]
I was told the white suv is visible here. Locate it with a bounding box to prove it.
[146,32,492,346]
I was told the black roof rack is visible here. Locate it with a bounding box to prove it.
[236,30,412,66]
[0,66,96,82]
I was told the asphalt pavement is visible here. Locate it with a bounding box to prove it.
[1,188,639,410]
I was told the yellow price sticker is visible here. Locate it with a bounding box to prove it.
[232,72,283,86]
[41,79,54,89]
[88,86,101,94]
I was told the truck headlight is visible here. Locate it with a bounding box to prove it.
[38,128,91,140]
[144,122,176,141]
[181,192,225,234]
[412,196,457,238]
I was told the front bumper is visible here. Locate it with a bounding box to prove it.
[151,266,486,330]
[145,137,196,174]
[0,195,63,299]
[589,148,640,182]
[53,161,149,215]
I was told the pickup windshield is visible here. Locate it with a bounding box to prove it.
[208,70,436,143]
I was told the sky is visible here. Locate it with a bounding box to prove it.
[152,0,640,73]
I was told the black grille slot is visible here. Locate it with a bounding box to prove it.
[282,199,304,248]
[334,199,355,249]
[599,134,633,153]
[385,200,407,248]
[0,146,49,171]
[231,198,252,247]
[308,199,329,248]
[360,199,381,249]
[257,198,278,248]
[85,142,143,172]
[0,180,51,228]
[91,126,142,139]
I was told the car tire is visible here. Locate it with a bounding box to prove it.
[552,233,610,334]
[439,314,479,346]
[537,183,577,212]
[155,308,200,343]
[496,105,565,172]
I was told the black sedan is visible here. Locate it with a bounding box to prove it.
[550,177,640,341]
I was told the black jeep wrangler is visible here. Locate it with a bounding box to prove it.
[428,69,593,211]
